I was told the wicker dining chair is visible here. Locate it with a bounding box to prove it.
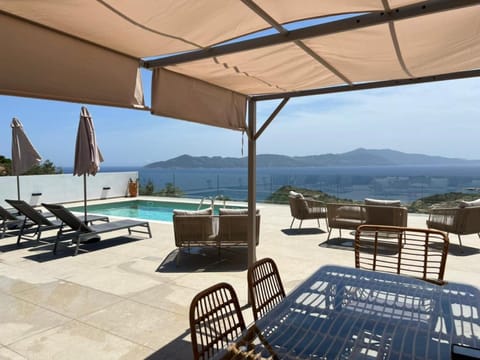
[248,258,286,321]
[355,225,449,285]
[190,282,246,360]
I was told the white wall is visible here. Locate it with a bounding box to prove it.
[0,172,138,208]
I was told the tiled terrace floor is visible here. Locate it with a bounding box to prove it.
[1,197,480,359]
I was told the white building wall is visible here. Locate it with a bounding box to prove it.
[0,172,138,208]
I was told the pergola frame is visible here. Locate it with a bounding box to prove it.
[142,0,480,271]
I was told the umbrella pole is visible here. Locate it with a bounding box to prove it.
[83,174,88,225]
[16,175,20,200]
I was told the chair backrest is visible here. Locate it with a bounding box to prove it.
[248,257,286,321]
[355,225,449,284]
[217,213,260,246]
[364,205,408,227]
[0,205,18,221]
[6,199,53,226]
[41,203,91,232]
[190,282,246,360]
[288,196,308,217]
[173,214,215,247]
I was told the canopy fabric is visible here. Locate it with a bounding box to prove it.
[74,107,104,177]
[11,118,42,176]
[0,1,479,128]
[151,69,247,130]
[0,12,145,109]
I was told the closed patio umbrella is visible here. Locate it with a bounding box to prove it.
[74,106,103,224]
[11,118,42,200]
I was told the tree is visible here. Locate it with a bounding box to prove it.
[0,156,12,175]
[140,179,155,195]
[24,160,63,175]
[160,182,184,197]
[0,156,62,175]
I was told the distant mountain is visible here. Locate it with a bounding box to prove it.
[143,148,480,169]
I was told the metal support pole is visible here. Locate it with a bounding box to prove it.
[247,98,257,272]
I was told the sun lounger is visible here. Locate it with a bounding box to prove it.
[0,205,27,238]
[42,203,152,255]
[6,199,109,245]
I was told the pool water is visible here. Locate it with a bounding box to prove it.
[68,200,245,222]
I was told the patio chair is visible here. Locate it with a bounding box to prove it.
[355,225,449,285]
[6,199,99,245]
[173,208,217,252]
[216,208,260,250]
[42,203,151,255]
[288,191,327,229]
[426,202,480,248]
[247,257,286,321]
[190,282,247,360]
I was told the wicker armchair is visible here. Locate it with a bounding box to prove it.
[216,211,260,248]
[288,191,327,229]
[427,205,480,248]
[326,203,408,241]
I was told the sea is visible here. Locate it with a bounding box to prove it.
[62,164,480,204]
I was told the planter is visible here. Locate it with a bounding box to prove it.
[128,181,138,197]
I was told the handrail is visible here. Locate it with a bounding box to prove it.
[197,197,210,210]
[197,195,226,210]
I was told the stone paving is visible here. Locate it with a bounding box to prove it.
[1,197,479,359]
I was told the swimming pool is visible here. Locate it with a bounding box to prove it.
[68,200,246,222]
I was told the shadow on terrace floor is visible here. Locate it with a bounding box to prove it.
[157,247,249,273]
[144,329,193,360]
[21,236,145,262]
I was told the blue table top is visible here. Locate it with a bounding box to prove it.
[220,265,480,360]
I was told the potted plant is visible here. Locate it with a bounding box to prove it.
[128,178,138,197]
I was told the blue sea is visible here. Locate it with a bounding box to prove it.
[62,164,480,204]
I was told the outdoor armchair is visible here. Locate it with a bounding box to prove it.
[288,191,327,229]
[326,201,408,241]
[173,208,217,253]
[363,198,408,227]
[42,203,151,255]
[216,208,260,249]
[427,200,480,248]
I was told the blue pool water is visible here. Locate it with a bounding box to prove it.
[68,200,245,222]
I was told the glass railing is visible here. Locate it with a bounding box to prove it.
[138,165,480,205]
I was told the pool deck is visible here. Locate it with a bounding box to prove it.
[1,196,480,359]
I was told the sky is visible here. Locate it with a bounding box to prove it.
[0,72,479,168]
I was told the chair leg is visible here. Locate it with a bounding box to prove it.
[317,219,320,228]
[290,218,295,229]
[327,228,332,241]
[458,234,463,249]
[299,220,303,229]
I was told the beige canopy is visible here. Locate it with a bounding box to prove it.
[1,0,479,267]
[0,0,478,128]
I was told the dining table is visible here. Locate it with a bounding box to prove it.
[217,265,480,359]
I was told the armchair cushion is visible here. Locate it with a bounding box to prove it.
[364,198,401,207]
[173,208,213,216]
[337,205,363,220]
[219,208,259,215]
[458,198,480,208]
[288,191,304,199]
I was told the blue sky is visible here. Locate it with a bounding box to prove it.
[0,72,478,167]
